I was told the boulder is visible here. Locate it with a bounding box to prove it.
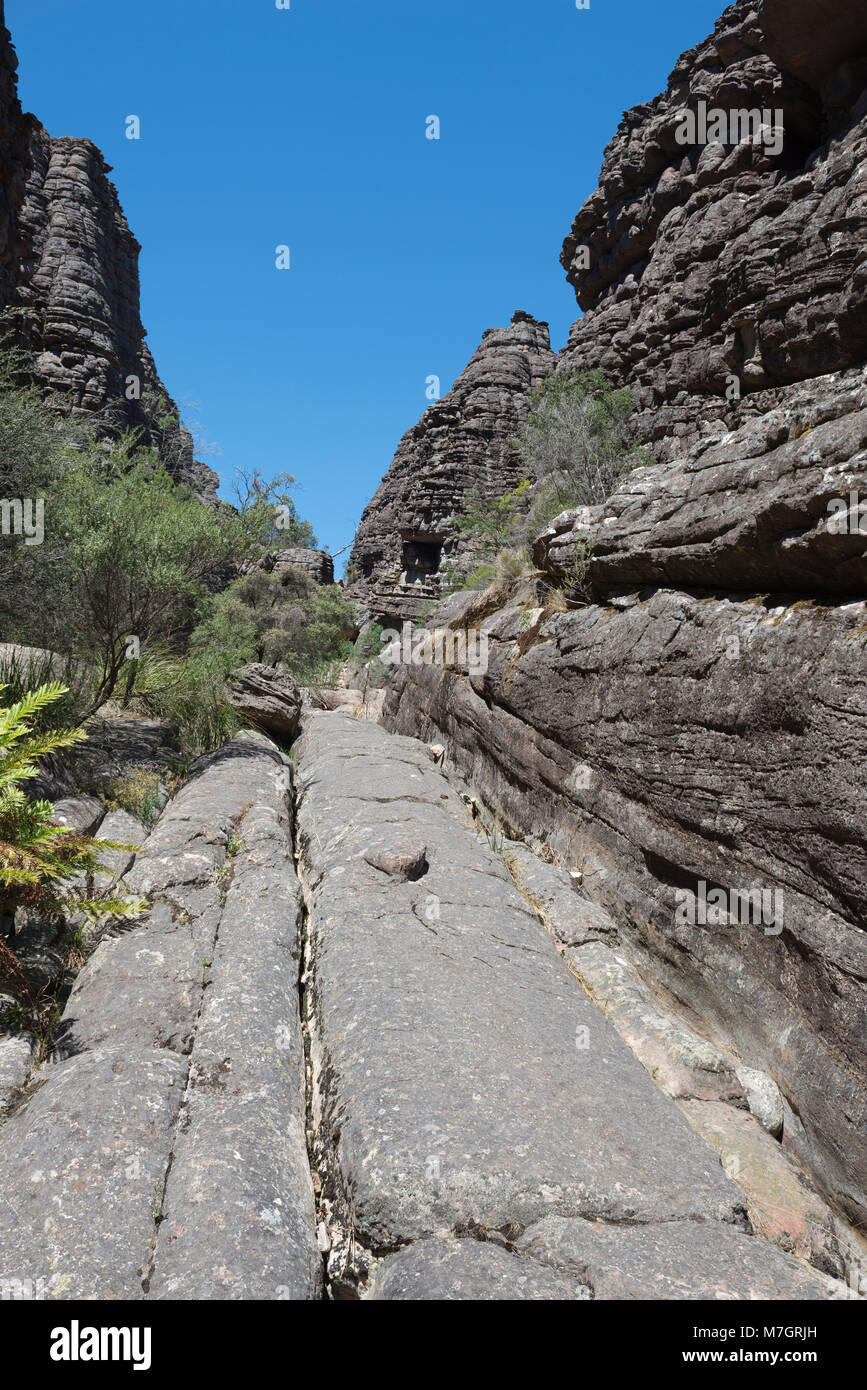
[49,795,105,836]
[226,663,301,739]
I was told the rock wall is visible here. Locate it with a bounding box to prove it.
[0,2,218,502]
[348,311,555,623]
[381,0,867,1230]
[559,0,867,462]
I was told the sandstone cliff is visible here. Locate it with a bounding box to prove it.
[348,311,555,622]
[560,0,867,461]
[382,0,867,1232]
[0,1,217,502]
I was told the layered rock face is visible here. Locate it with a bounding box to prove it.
[559,0,867,462]
[0,3,217,502]
[381,0,867,1233]
[348,311,556,622]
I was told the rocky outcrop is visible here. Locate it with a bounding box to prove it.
[535,366,867,596]
[348,311,556,622]
[275,548,334,586]
[559,0,867,463]
[254,548,335,586]
[0,706,856,1299]
[378,0,867,1242]
[383,573,867,1229]
[226,663,302,738]
[0,2,217,501]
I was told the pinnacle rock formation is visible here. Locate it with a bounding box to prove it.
[348,310,556,623]
[0,1,217,502]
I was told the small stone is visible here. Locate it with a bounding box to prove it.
[736,1066,785,1139]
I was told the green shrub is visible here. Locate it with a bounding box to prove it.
[516,369,649,533]
[0,647,91,736]
[189,566,356,690]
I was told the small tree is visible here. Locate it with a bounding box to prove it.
[232,467,317,550]
[189,566,356,689]
[54,442,246,717]
[453,480,531,553]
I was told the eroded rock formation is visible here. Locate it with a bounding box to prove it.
[0,1,217,501]
[4,713,852,1299]
[381,0,867,1239]
[559,0,867,462]
[348,311,556,622]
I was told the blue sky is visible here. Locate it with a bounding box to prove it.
[8,0,722,562]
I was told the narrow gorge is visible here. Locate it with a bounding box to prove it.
[0,0,864,1312]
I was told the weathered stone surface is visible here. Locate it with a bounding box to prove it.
[267,548,335,587]
[517,1216,852,1301]
[0,1045,187,1300]
[0,730,319,1299]
[736,1065,785,1138]
[559,0,867,465]
[94,808,147,889]
[364,1237,589,1301]
[383,586,867,1225]
[503,838,617,946]
[49,794,105,836]
[295,712,747,1257]
[679,1099,842,1275]
[58,733,290,1057]
[0,1032,34,1111]
[226,664,302,739]
[348,312,556,622]
[534,368,867,596]
[1,910,66,991]
[0,6,217,499]
[565,940,745,1104]
[148,800,321,1301]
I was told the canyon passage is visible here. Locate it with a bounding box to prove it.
[0,0,865,1307]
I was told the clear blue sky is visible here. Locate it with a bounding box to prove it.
[8,0,722,563]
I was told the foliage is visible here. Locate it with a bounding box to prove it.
[516,369,649,533]
[98,763,180,831]
[232,466,317,550]
[0,646,91,736]
[186,563,357,693]
[50,442,247,717]
[118,644,243,761]
[0,683,147,926]
[453,480,531,553]
[443,372,648,602]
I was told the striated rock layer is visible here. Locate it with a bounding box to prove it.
[348,311,555,623]
[559,0,867,462]
[381,0,867,1232]
[0,2,217,502]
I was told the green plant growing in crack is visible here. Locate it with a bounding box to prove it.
[151,1178,166,1223]
[485,824,506,856]
[225,833,246,859]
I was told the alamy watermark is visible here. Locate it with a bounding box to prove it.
[826,490,866,534]
[674,100,784,158]
[0,498,43,546]
[381,622,489,675]
[676,880,783,935]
